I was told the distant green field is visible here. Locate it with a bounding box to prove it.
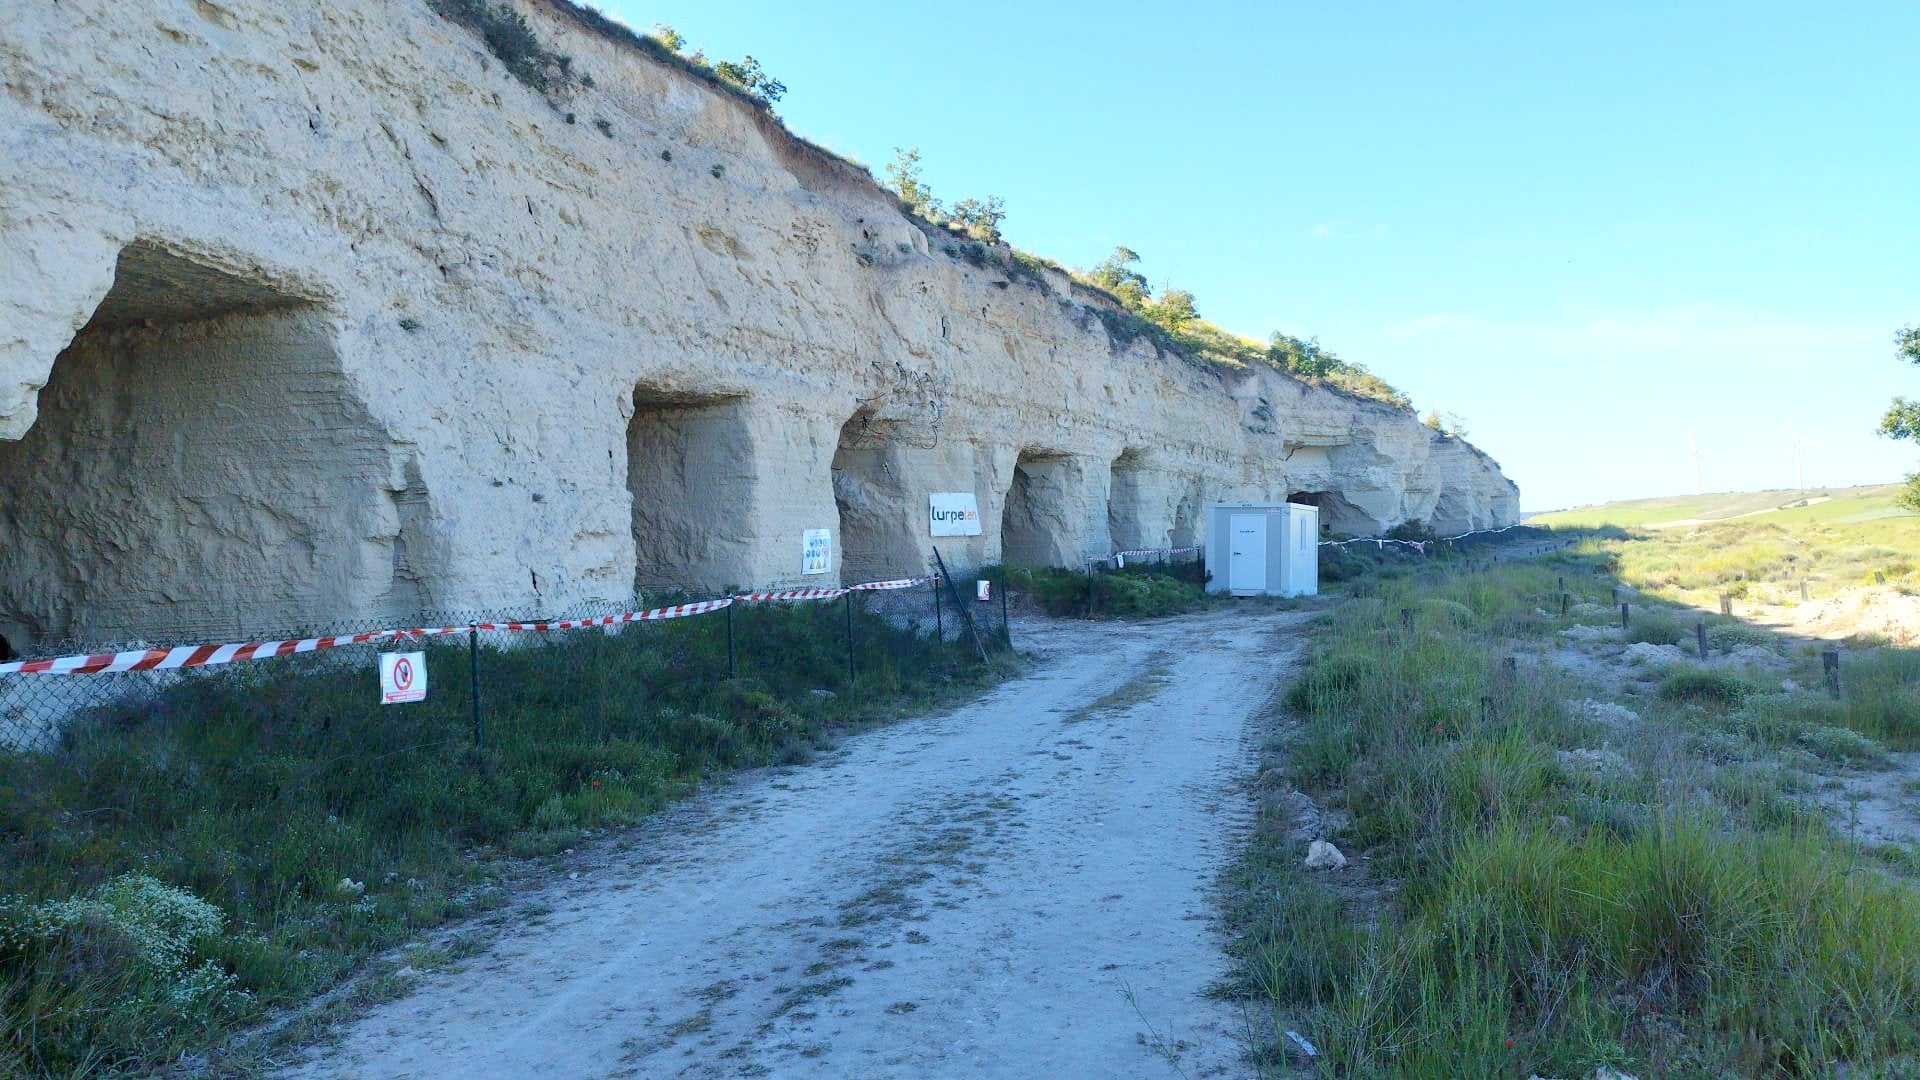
[1529,483,1915,529]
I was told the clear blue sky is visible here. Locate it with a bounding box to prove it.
[605,1,1919,511]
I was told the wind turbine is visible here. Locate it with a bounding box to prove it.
[1686,433,1714,496]
[1788,425,1824,489]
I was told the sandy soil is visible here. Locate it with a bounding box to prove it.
[283,606,1310,1079]
[1741,586,1920,647]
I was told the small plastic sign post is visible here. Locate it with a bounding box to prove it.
[976,579,991,602]
[380,651,428,704]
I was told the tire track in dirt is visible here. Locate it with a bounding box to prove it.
[286,606,1311,1079]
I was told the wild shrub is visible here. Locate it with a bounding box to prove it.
[1658,667,1749,707]
[1625,609,1687,647]
[1796,725,1887,765]
[1010,567,1201,619]
[430,0,576,92]
[1831,647,1920,747]
[0,875,245,1071]
[1705,619,1774,652]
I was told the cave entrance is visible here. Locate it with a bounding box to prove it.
[832,408,915,584]
[1001,450,1075,567]
[1427,488,1472,536]
[1106,449,1151,553]
[0,242,407,647]
[628,387,752,594]
[1170,482,1203,548]
[1287,490,1372,534]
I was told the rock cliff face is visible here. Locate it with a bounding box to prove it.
[0,0,1518,649]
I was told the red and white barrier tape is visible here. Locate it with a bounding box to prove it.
[733,587,847,603]
[1106,546,1200,568]
[848,576,932,592]
[1318,522,1544,553]
[0,576,937,678]
[0,626,469,677]
[479,597,735,632]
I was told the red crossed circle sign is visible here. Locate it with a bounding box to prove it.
[393,656,414,691]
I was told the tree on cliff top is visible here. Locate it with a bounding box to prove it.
[1086,247,1150,307]
[886,147,943,220]
[651,23,686,52]
[884,149,1007,243]
[713,55,785,105]
[1882,324,1920,511]
[949,197,1007,244]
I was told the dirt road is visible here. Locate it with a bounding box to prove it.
[288,606,1310,1079]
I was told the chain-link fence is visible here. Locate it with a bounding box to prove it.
[0,568,1017,754]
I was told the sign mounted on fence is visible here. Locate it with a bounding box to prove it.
[379,651,427,704]
[929,493,982,536]
[802,529,832,575]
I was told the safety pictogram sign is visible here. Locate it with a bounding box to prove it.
[380,651,428,704]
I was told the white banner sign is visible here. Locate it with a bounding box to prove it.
[929,492,983,536]
[802,528,832,575]
[379,651,427,704]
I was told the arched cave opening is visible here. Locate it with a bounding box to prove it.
[1000,449,1075,567]
[628,387,753,594]
[1170,483,1203,548]
[1426,488,1472,536]
[1106,449,1151,553]
[1286,490,1375,535]
[831,408,917,584]
[0,242,411,645]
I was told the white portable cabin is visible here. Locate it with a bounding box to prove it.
[1203,503,1319,597]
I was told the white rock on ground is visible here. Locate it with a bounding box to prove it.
[1570,698,1642,728]
[1304,839,1347,870]
[1624,642,1693,666]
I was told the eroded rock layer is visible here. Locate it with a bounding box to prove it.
[0,0,1518,647]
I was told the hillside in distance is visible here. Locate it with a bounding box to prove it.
[1528,483,1916,529]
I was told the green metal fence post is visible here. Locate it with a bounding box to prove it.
[845,590,856,685]
[467,621,482,751]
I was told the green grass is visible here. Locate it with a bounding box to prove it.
[0,601,1004,1075]
[1011,563,1205,619]
[1231,551,1920,1076]
[1551,498,1920,611]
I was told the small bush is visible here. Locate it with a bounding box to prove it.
[1625,610,1687,647]
[1829,648,1920,747]
[1010,567,1200,620]
[0,875,246,1070]
[1705,621,1774,652]
[1797,725,1887,766]
[1658,668,1749,707]
[430,0,576,92]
